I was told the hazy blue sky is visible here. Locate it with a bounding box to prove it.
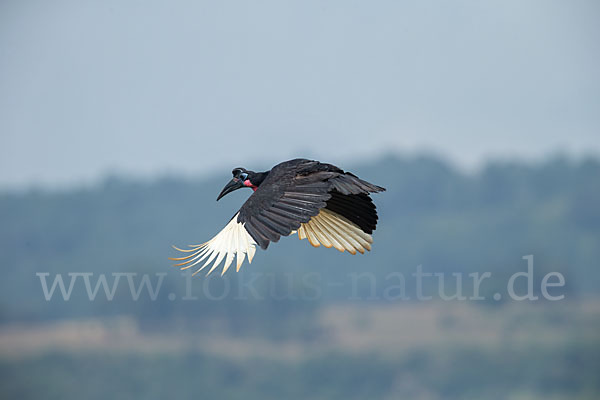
[1,0,598,188]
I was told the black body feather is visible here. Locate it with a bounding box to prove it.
[236,159,385,249]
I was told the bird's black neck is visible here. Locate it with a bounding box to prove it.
[251,171,269,187]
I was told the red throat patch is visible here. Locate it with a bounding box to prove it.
[243,179,258,191]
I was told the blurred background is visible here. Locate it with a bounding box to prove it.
[1,1,599,399]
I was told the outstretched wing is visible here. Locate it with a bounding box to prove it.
[236,159,334,249]
[171,159,385,275]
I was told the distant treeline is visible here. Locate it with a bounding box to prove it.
[3,343,599,400]
[1,154,599,329]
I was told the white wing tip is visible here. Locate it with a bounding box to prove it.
[172,213,257,276]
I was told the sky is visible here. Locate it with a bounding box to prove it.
[1,0,599,189]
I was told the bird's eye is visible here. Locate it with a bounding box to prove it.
[239,173,248,181]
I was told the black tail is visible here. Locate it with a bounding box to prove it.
[324,191,379,234]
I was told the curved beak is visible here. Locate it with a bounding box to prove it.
[217,178,244,201]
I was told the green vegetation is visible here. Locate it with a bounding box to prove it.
[1,154,599,321]
[1,342,599,400]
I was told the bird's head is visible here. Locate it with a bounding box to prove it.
[216,168,267,201]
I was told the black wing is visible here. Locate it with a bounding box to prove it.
[237,159,384,249]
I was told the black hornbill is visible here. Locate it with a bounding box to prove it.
[171,158,385,275]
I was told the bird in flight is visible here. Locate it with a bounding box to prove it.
[171,158,385,276]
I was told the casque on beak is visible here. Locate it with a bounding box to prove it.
[217,178,244,201]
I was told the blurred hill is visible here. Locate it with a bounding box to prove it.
[1,153,599,324]
[1,153,600,399]
[1,301,599,400]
